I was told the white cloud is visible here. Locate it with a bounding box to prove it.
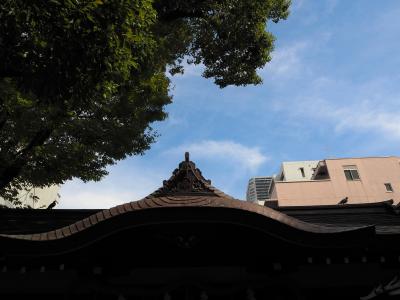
[58,179,156,209]
[268,62,400,142]
[332,105,400,139]
[58,188,129,209]
[58,160,167,209]
[283,94,400,141]
[168,140,269,172]
[262,41,308,78]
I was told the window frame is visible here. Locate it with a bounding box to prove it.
[343,165,360,181]
[299,167,306,178]
[384,183,394,192]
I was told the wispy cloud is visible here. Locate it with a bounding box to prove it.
[58,160,166,209]
[290,0,307,13]
[262,41,309,79]
[323,101,400,139]
[58,188,130,209]
[264,21,400,143]
[277,90,400,141]
[307,75,400,139]
[167,140,269,172]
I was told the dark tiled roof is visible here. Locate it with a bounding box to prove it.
[277,200,400,234]
[0,195,372,241]
[0,153,374,244]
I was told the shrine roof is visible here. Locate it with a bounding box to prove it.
[0,153,385,253]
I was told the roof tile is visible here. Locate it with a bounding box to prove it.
[109,206,119,216]
[47,231,57,240]
[151,197,165,206]
[55,229,64,239]
[69,223,78,234]
[40,232,48,241]
[96,211,105,222]
[123,203,133,212]
[103,209,112,219]
[19,234,32,240]
[83,218,91,228]
[136,200,144,209]
[61,226,72,237]
[89,214,98,225]
[75,220,85,231]
[31,233,41,241]
[129,201,140,210]
[117,205,126,214]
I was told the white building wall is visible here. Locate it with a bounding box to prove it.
[0,185,60,208]
[277,161,320,181]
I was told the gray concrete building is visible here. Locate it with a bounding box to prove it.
[246,177,273,204]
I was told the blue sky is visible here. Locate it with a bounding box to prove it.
[59,0,400,208]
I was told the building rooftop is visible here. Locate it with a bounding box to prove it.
[1,154,400,299]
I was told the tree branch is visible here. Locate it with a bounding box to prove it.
[159,10,206,21]
[0,128,53,190]
[16,128,53,158]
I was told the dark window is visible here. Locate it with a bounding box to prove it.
[299,167,305,178]
[385,183,394,192]
[343,166,360,181]
[351,169,360,180]
[344,170,352,180]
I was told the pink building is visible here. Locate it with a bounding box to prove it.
[269,156,400,206]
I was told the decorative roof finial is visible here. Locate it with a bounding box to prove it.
[149,151,218,196]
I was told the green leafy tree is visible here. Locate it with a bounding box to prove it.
[0,0,290,204]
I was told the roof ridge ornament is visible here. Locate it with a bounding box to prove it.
[185,151,189,162]
[150,152,216,197]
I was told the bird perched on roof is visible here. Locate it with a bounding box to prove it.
[338,197,348,205]
[46,200,58,209]
[384,199,399,215]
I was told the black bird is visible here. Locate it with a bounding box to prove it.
[384,199,399,215]
[46,200,58,210]
[338,197,348,205]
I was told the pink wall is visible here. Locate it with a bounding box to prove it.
[271,157,400,206]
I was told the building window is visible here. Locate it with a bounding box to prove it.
[343,165,360,181]
[299,167,305,178]
[384,183,394,192]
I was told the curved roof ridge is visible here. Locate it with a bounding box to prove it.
[0,195,375,242]
[0,153,376,245]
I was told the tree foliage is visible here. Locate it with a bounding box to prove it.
[0,0,290,204]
